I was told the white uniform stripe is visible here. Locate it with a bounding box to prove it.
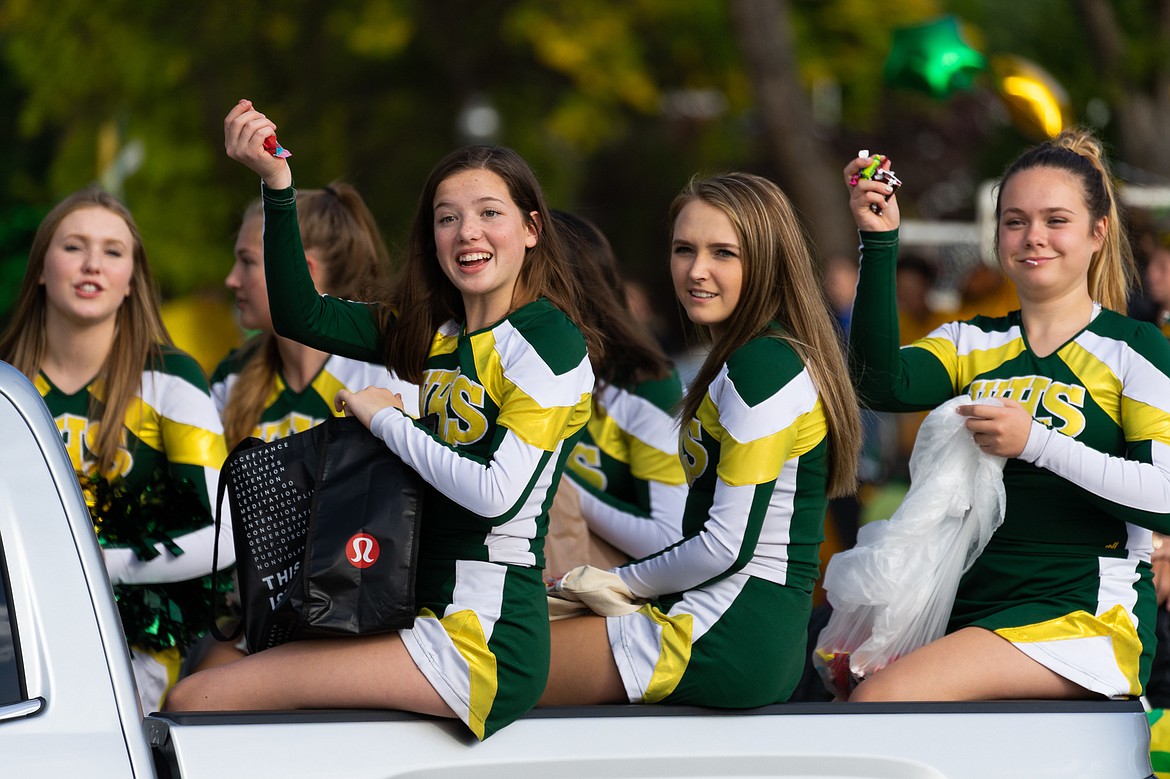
[400,560,508,718]
[486,441,564,566]
[321,355,420,417]
[1098,554,1142,626]
[1014,637,1132,699]
[141,370,224,433]
[401,618,472,720]
[595,383,680,455]
[1077,331,1170,409]
[739,459,799,585]
[712,365,818,445]
[672,573,749,640]
[607,605,664,703]
[448,559,506,639]
[211,374,235,416]
[937,320,1023,355]
[493,320,592,408]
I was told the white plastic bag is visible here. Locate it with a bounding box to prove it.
[814,396,1008,696]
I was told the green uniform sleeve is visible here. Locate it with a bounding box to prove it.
[261,184,384,362]
[849,229,954,411]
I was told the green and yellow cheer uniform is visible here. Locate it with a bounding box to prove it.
[38,346,229,709]
[211,348,419,438]
[852,229,1170,697]
[565,373,687,559]
[608,331,829,706]
[261,184,592,739]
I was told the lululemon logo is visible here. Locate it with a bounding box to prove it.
[346,533,380,569]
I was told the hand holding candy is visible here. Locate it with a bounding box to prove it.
[224,99,293,190]
[844,150,901,231]
[849,151,901,214]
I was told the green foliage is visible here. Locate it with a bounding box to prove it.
[2,0,1161,335]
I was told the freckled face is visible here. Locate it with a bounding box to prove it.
[40,207,135,330]
[224,213,272,332]
[670,200,743,341]
[997,166,1104,304]
[432,168,538,329]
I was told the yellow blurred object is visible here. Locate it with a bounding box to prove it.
[161,290,243,378]
[991,54,1070,140]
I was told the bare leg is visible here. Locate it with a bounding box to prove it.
[849,627,1098,702]
[539,615,627,706]
[165,632,454,717]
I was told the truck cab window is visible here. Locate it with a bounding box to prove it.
[0,539,21,706]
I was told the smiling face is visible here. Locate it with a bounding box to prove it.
[670,199,744,341]
[225,212,272,332]
[39,206,135,332]
[432,167,538,330]
[997,166,1104,305]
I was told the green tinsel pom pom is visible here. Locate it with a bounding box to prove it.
[80,469,233,652]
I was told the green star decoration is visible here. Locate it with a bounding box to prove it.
[883,15,987,100]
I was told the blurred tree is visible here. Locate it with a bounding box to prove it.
[731,0,855,259]
[9,0,1092,340]
[1074,0,1170,180]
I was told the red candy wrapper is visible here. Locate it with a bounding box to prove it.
[263,135,292,159]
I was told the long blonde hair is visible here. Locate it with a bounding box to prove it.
[0,188,171,474]
[673,173,862,497]
[994,128,1136,312]
[221,182,393,447]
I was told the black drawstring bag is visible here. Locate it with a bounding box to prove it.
[211,415,431,652]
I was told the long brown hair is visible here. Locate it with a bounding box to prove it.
[0,188,171,474]
[672,173,862,497]
[994,127,1136,312]
[553,209,672,387]
[382,146,602,383]
[222,183,392,447]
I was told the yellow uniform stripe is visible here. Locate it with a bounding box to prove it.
[641,606,693,704]
[419,607,499,741]
[124,397,227,468]
[310,370,348,416]
[472,330,591,452]
[1059,341,1123,428]
[588,406,686,486]
[994,604,1142,696]
[700,396,827,487]
[430,328,460,358]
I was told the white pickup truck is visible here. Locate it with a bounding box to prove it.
[0,359,1155,778]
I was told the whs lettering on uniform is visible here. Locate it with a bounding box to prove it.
[969,376,1088,436]
[422,368,489,445]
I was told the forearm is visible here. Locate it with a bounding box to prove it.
[1020,423,1170,532]
[103,523,232,584]
[576,478,686,559]
[261,184,383,361]
[371,408,552,521]
[616,480,764,598]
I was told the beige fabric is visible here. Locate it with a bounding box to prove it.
[542,476,628,578]
[547,565,646,621]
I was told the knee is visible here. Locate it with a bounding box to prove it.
[162,674,204,711]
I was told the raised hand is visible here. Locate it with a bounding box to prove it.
[224,99,292,190]
[844,152,901,232]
